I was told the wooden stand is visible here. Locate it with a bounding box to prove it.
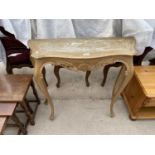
[122,66,155,120]
[0,103,27,135]
[0,75,40,133]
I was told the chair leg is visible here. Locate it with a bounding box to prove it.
[133,46,153,65]
[101,63,122,87]
[85,71,91,87]
[54,65,62,88]
[31,80,40,105]
[149,58,155,65]
[12,113,27,135]
[101,64,111,87]
[6,65,13,74]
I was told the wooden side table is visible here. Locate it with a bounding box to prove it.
[122,66,155,120]
[29,37,136,120]
[0,103,27,135]
[0,74,40,125]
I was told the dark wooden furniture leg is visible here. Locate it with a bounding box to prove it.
[30,80,40,105]
[6,64,13,74]
[22,79,40,128]
[54,66,92,87]
[101,64,112,87]
[24,79,40,123]
[54,65,63,88]
[133,46,153,65]
[149,58,155,65]
[85,63,121,87]
[20,100,35,125]
[85,71,91,87]
[101,62,122,87]
[42,67,48,86]
[24,99,33,114]
[12,113,27,135]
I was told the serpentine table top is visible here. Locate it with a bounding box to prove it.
[30,37,136,59]
[29,37,136,120]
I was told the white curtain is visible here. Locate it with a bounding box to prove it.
[0,19,31,45]
[72,19,120,37]
[145,19,155,49]
[31,19,75,39]
[0,19,155,62]
[31,19,120,38]
[122,19,154,55]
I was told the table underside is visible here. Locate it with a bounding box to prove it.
[32,54,134,120]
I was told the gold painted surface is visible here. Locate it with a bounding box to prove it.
[29,37,136,59]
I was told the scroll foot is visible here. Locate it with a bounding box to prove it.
[110,111,115,118]
[44,99,48,105]
[30,120,35,126]
[56,83,60,88]
[50,114,54,120]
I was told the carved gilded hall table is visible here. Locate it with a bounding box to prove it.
[28,37,136,120]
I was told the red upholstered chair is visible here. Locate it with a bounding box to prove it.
[0,26,47,85]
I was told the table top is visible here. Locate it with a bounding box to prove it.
[0,75,32,102]
[134,66,155,98]
[29,37,136,59]
[0,103,17,116]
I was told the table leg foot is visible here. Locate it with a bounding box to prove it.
[110,112,115,118]
[23,130,28,135]
[110,102,115,117]
[21,100,35,126]
[56,83,60,88]
[30,120,35,126]
[50,115,54,120]
[44,99,48,105]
